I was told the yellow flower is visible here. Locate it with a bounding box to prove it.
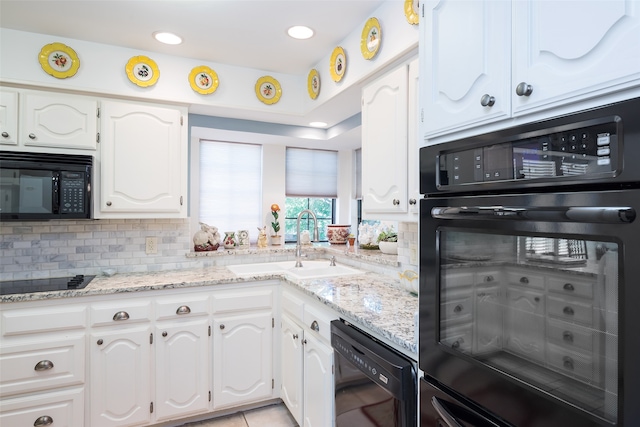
[271,204,280,212]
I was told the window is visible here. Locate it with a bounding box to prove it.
[285,148,338,243]
[198,140,262,238]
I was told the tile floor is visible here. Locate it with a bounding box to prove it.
[181,403,298,427]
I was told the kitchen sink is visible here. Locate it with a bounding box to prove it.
[227,260,364,280]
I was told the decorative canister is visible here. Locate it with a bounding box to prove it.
[237,229,250,248]
[327,224,351,244]
[223,231,236,249]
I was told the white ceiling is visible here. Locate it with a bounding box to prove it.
[0,0,390,148]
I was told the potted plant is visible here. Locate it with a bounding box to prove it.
[270,203,283,245]
[377,227,398,254]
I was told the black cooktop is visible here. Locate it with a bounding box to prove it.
[0,275,95,296]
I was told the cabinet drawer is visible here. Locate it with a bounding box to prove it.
[0,334,85,397]
[155,293,210,320]
[440,323,472,353]
[441,296,473,325]
[2,305,87,336]
[0,387,84,426]
[442,271,474,289]
[303,303,337,343]
[547,318,595,352]
[505,270,545,289]
[476,270,501,285]
[548,276,594,299]
[547,295,593,325]
[546,342,594,382]
[90,299,152,327]
[282,290,304,321]
[212,287,273,314]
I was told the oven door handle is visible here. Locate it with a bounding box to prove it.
[431,396,464,427]
[431,206,635,224]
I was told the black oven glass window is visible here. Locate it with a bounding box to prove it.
[0,168,54,214]
[439,230,619,423]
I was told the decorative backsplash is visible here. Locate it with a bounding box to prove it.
[0,219,419,282]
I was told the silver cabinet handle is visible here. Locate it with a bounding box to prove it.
[34,360,54,371]
[97,339,104,345]
[516,82,533,97]
[29,133,36,140]
[563,331,574,343]
[520,276,529,284]
[302,339,307,345]
[409,198,417,205]
[563,283,575,292]
[176,305,191,315]
[431,397,464,427]
[113,311,130,321]
[1,131,9,138]
[219,324,225,330]
[34,416,54,426]
[106,201,112,206]
[563,306,575,316]
[563,356,574,370]
[480,94,495,107]
[162,331,168,337]
[292,333,299,340]
[310,320,319,332]
[484,275,494,282]
[453,305,463,313]
[392,199,400,206]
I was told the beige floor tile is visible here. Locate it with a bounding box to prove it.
[243,404,298,427]
[182,412,247,427]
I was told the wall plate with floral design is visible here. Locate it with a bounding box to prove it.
[125,55,160,87]
[255,76,282,105]
[307,69,320,99]
[330,46,346,82]
[189,66,219,95]
[38,42,80,79]
[361,17,381,60]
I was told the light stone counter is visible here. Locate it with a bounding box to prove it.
[0,260,418,358]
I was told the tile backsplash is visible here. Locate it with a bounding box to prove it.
[0,219,419,281]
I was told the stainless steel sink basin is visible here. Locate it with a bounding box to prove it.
[227,260,363,279]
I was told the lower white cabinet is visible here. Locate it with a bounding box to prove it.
[280,289,336,427]
[0,387,85,426]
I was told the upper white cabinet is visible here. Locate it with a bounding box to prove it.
[421,0,640,140]
[0,89,18,146]
[362,57,420,219]
[98,100,187,218]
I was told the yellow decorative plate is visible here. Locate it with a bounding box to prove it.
[404,0,419,25]
[189,66,219,95]
[361,17,381,60]
[125,55,160,87]
[307,69,320,100]
[38,42,80,79]
[255,76,282,105]
[329,47,346,82]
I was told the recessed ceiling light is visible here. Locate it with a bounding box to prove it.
[153,31,182,45]
[309,122,328,128]
[287,26,314,40]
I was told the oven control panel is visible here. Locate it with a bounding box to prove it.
[437,118,619,187]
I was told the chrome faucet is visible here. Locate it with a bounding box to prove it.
[295,209,319,267]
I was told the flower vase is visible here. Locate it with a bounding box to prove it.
[271,235,283,246]
[223,231,236,249]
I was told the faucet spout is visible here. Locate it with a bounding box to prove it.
[296,209,319,267]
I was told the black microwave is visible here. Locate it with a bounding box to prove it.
[0,151,93,221]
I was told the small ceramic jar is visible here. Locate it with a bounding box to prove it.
[223,231,236,249]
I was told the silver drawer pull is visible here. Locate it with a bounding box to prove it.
[162,331,168,337]
[563,306,575,316]
[29,133,37,140]
[392,199,400,206]
[310,320,319,332]
[563,331,574,343]
[520,276,529,284]
[292,333,299,340]
[34,360,54,371]
[1,131,9,138]
[113,311,130,321]
[563,283,575,291]
[220,324,225,330]
[563,356,574,370]
[176,305,191,315]
[453,305,463,313]
[484,275,494,282]
[34,416,54,426]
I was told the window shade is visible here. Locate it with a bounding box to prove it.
[199,140,262,233]
[286,148,338,197]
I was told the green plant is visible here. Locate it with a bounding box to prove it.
[377,228,398,243]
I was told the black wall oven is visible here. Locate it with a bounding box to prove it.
[419,98,640,426]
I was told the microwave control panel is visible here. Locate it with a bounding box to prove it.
[437,119,619,187]
[60,172,86,213]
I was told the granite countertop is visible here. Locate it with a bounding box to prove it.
[1,262,419,357]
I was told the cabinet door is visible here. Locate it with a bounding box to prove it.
[20,91,97,150]
[90,327,152,427]
[99,101,186,217]
[281,315,303,426]
[155,319,210,422]
[362,65,408,215]
[212,311,273,409]
[407,58,420,214]
[0,89,18,146]
[303,333,334,427]
[512,0,640,116]
[473,284,502,355]
[421,0,511,139]
[504,287,545,361]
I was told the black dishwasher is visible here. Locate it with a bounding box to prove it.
[331,319,417,427]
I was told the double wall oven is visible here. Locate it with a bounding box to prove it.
[419,98,640,426]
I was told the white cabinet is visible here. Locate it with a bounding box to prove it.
[0,89,18,146]
[361,57,419,219]
[421,0,640,140]
[211,287,274,409]
[280,288,336,427]
[98,100,187,218]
